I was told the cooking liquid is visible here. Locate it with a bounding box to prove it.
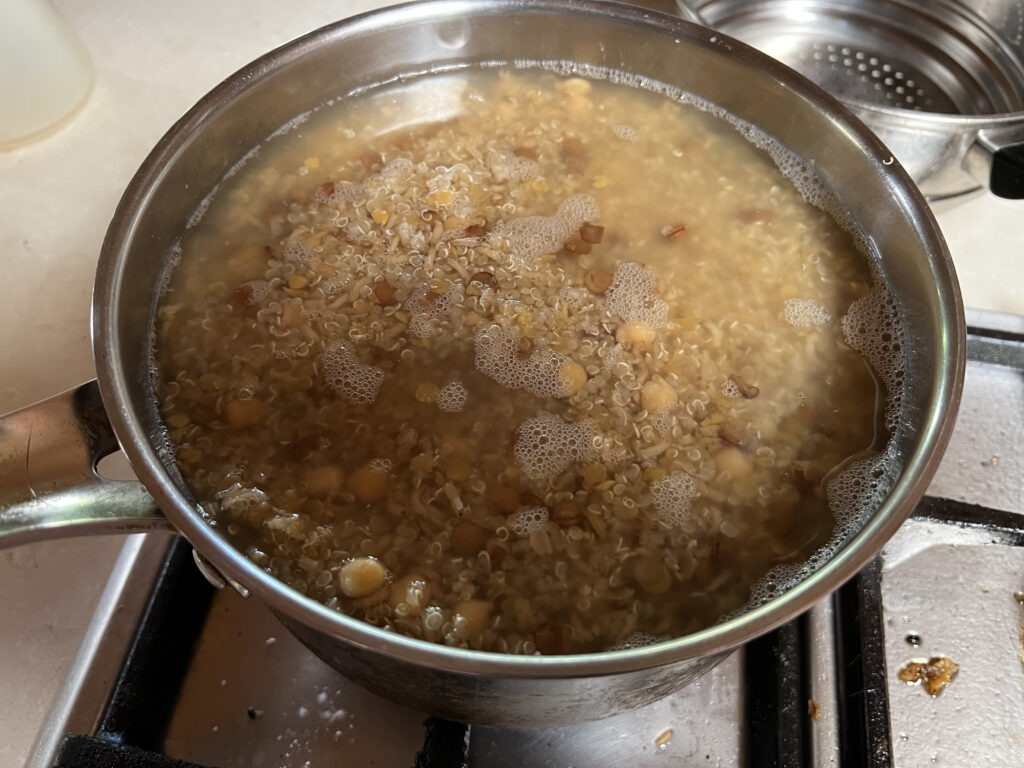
[153,68,900,654]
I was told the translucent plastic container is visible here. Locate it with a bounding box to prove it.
[0,0,93,149]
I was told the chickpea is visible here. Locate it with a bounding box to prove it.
[451,521,487,556]
[488,485,520,514]
[454,599,491,636]
[633,555,672,594]
[373,279,396,305]
[349,464,388,502]
[714,447,753,478]
[534,623,568,655]
[225,399,264,428]
[615,321,657,347]
[303,465,343,497]
[339,557,387,598]
[641,379,678,412]
[551,501,582,528]
[560,360,588,396]
[388,574,431,615]
[415,383,440,403]
[580,462,607,485]
[585,268,613,294]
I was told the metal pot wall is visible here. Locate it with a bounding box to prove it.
[677,0,1024,202]
[0,0,964,727]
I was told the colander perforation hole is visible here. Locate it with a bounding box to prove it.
[801,41,934,110]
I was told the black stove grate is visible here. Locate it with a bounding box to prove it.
[51,537,215,768]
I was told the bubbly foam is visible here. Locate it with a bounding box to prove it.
[514,411,597,480]
[406,283,462,338]
[612,124,639,142]
[608,631,671,651]
[721,380,741,398]
[510,505,549,537]
[283,239,312,264]
[490,194,599,263]
[784,298,831,327]
[650,473,697,527]
[368,458,392,475]
[651,407,673,435]
[238,279,270,305]
[474,324,574,399]
[380,157,414,186]
[436,380,469,413]
[605,262,668,328]
[841,281,906,432]
[487,147,540,182]
[313,181,366,206]
[742,281,907,612]
[320,341,384,405]
[217,484,270,517]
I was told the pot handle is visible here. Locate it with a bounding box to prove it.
[965,131,1024,199]
[0,380,172,549]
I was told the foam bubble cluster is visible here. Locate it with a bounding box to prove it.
[558,284,588,309]
[283,239,311,264]
[514,411,597,480]
[784,298,831,327]
[314,181,366,205]
[436,380,468,413]
[721,379,741,398]
[474,324,574,398]
[825,445,898,538]
[217,484,270,517]
[608,632,671,651]
[368,458,392,475]
[491,194,600,263]
[406,283,462,338]
[840,283,906,431]
[487,147,540,182]
[612,124,639,142]
[510,505,549,537]
[238,280,270,305]
[651,407,673,435]
[606,262,668,328]
[320,341,384,405]
[380,158,414,186]
[650,473,697,527]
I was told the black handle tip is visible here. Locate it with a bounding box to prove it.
[991,144,1024,199]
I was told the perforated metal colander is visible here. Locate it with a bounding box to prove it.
[680,0,1024,199]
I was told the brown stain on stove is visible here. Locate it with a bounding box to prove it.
[898,656,959,696]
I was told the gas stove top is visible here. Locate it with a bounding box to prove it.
[3,1,1023,766]
[23,308,1024,768]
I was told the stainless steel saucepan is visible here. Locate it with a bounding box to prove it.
[0,0,964,727]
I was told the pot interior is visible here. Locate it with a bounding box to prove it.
[96,0,962,673]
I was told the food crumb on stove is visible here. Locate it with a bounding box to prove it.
[266,636,277,645]
[247,706,264,720]
[898,656,959,695]
[904,633,922,647]
[220,678,227,687]
[298,706,309,718]
[807,699,820,721]
[655,728,673,749]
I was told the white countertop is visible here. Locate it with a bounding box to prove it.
[1,2,1021,766]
